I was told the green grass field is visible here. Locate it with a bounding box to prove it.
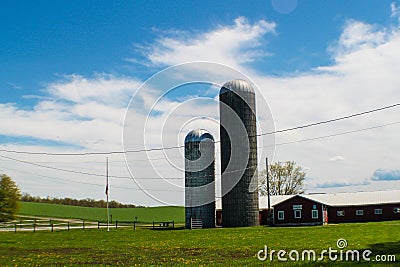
[4,203,400,266]
[1,221,399,266]
[18,202,185,223]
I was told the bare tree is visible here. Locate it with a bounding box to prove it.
[259,161,305,195]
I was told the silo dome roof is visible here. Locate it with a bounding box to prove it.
[184,129,214,143]
[220,79,255,95]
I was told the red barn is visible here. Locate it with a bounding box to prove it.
[305,190,400,224]
[272,195,324,226]
[272,190,400,225]
[216,190,400,226]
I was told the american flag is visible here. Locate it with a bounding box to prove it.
[105,157,109,195]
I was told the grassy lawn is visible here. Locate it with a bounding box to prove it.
[0,221,399,266]
[19,202,185,223]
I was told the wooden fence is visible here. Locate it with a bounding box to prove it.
[1,219,177,232]
[0,219,97,232]
[112,220,175,230]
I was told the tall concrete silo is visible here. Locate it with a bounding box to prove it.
[219,79,259,227]
[185,129,215,229]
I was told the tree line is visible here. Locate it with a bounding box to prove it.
[20,193,143,208]
[2,172,145,222]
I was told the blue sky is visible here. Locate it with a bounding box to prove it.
[1,0,400,205]
[1,0,395,100]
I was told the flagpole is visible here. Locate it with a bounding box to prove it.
[106,157,110,232]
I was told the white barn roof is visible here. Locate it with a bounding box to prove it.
[305,190,400,207]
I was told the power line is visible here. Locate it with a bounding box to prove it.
[1,120,398,191]
[28,160,129,164]
[0,103,398,156]
[0,153,257,180]
[1,166,111,187]
[0,166,183,192]
[264,103,400,135]
[1,114,398,193]
[0,120,399,181]
[0,154,184,180]
[0,153,187,180]
[0,154,131,180]
[16,120,400,164]
[264,121,400,148]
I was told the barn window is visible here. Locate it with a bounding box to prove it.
[337,210,345,216]
[356,210,364,216]
[394,208,400,214]
[312,210,318,219]
[374,209,382,215]
[278,211,284,220]
[294,209,302,219]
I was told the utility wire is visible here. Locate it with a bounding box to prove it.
[0,166,182,192]
[0,120,399,181]
[264,121,400,148]
[0,154,131,180]
[1,114,398,192]
[0,153,256,180]
[0,103,398,156]
[266,103,399,135]
[22,119,400,164]
[19,118,400,164]
[0,153,184,180]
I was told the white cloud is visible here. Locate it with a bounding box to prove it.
[0,74,150,204]
[0,74,140,151]
[329,156,346,162]
[250,18,400,193]
[46,74,140,107]
[329,20,389,58]
[2,13,400,205]
[140,17,276,68]
[391,2,400,20]
[119,15,400,200]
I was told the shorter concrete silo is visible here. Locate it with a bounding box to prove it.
[185,129,215,229]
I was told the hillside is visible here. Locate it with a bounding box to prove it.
[18,202,185,223]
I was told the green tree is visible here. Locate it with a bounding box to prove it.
[0,174,21,221]
[259,161,306,196]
